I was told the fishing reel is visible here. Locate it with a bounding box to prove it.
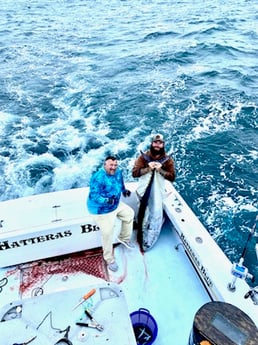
[230,261,254,281]
[228,258,254,292]
[244,286,258,305]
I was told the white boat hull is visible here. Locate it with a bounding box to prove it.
[0,187,129,267]
[163,183,258,326]
[0,182,257,345]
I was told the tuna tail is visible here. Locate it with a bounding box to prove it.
[137,170,155,252]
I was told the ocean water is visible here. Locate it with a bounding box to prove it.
[0,0,257,284]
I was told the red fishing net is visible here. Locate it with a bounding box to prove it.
[19,248,109,296]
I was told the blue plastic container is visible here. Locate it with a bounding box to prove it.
[130,308,158,345]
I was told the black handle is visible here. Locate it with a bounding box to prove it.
[84,309,93,320]
[76,322,90,327]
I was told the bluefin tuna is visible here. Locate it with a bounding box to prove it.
[136,170,166,251]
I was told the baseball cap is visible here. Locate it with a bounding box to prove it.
[152,133,164,142]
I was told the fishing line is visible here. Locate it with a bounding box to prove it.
[36,311,67,332]
[30,272,53,297]
[0,277,8,293]
[241,215,258,259]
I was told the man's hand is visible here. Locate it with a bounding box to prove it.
[122,190,131,197]
[154,162,162,171]
[107,197,115,205]
[148,162,162,171]
[148,162,156,170]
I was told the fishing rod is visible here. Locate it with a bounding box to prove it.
[241,215,258,259]
[228,215,258,293]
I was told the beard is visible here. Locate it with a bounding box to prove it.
[150,145,165,156]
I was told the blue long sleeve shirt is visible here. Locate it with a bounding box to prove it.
[87,167,126,214]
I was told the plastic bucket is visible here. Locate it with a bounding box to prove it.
[130,308,158,345]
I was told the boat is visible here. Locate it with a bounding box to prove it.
[0,181,257,345]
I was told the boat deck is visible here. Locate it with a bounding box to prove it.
[0,218,211,345]
[115,218,211,345]
[0,183,257,344]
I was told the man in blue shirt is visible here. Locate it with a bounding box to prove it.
[87,156,134,272]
